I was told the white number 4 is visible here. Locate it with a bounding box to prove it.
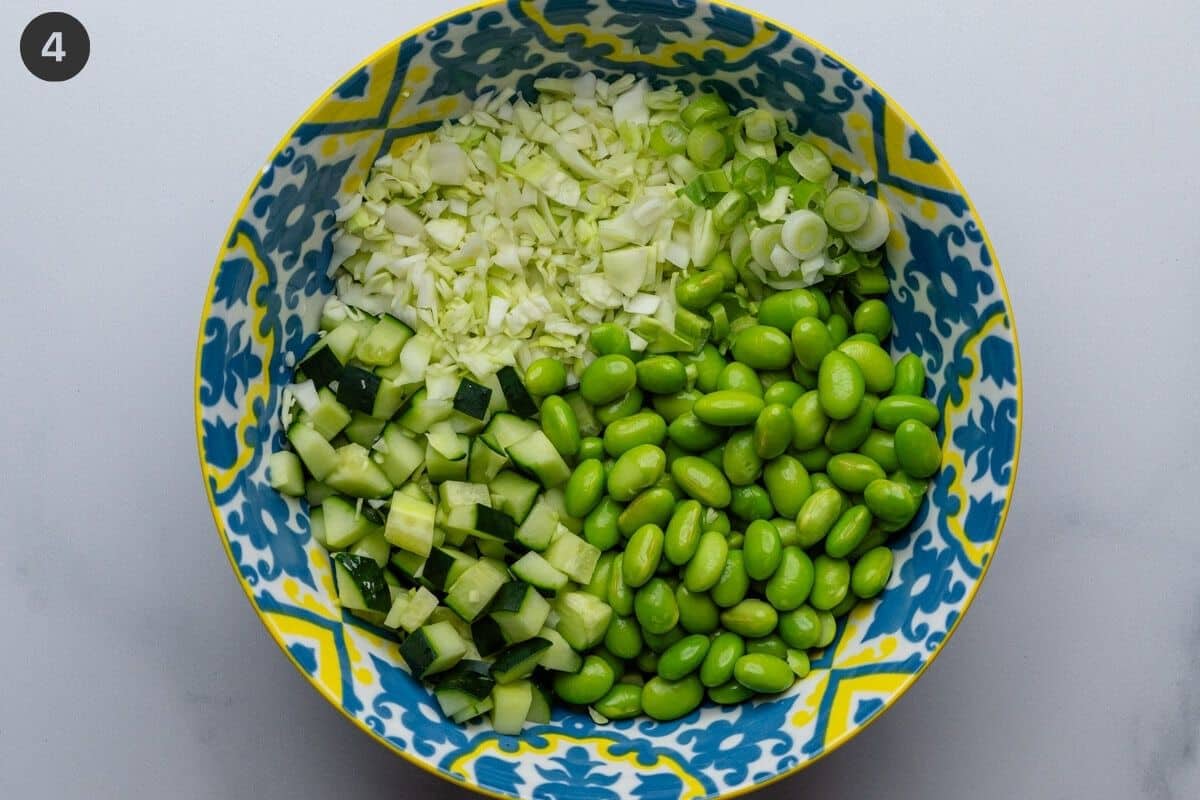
[41,31,65,62]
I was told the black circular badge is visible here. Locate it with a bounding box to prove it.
[21,12,89,82]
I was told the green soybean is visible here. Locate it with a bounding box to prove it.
[791,316,835,371]
[744,519,783,580]
[589,324,633,357]
[594,387,643,426]
[792,362,818,389]
[607,444,667,501]
[753,403,794,459]
[863,479,919,524]
[758,288,821,332]
[795,488,844,547]
[702,507,731,535]
[727,532,745,549]
[763,455,812,518]
[723,431,763,486]
[717,362,764,397]
[829,592,858,619]
[720,599,778,638]
[790,391,829,450]
[650,390,698,424]
[675,584,720,633]
[711,550,749,607]
[809,555,851,610]
[746,635,788,659]
[641,675,704,720]
[584,552,616,600]
[540,395,581,459]
[524,358,568,396]
[809,472,834,493]
[890,469,930,499]
[593,683,643,720]
[824,505,873,558]
[701,444,725,469]
[676,270,726,312]
[874,395,940,431]
[774,517,800,547]
[830,292,854,325]
[694,391,764,426]
[851,546,894,599]
[565,459,607,518]
[778,605,822,649]
[825,394,880,453]
[607,553,635,616]
[858,429,899,472]
[667,411,723,452]
[622,523,665,587]
[618,488,675,537]
[827,453,886,493]
[700,632,744,687]
[892,353,926,397]
[553,655,616,705]
[734,653,793,693]
[686,346,726,393]
[637,356,688,395]
[730,485,774,521]
[844,332,880,345]
[658,634,711,680]
[849,526,888,560]
[817,351,866,420]
[786,648,812,678]
[665,500,704,565]
[604,411,667,457]
[826,314,849,345]
[580,354,638,405]
[708,680,755,704]
[816,610,838,648]
[579,435,605,461]
[584,496,623,551]
[764,380,805,408]
[683,530,728,592]
[634,578,679,635]
[604,615,644,659]
[654,473,683,500]
[636,650,660,674]
[796,445,832,472]
[837,340,895,394]
[853,299,892,341]
[894,419,941,478]
[732,325,794,370]
[641,626,684,653]
[671,456,732,508]
[765,546,814,610]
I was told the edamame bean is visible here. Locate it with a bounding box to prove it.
[853,299,892,341]
[700,632,744,687]
[851,546,894,599]
[595,386,645,426]
[827,453,886,493]
[787,648,811,678]
[829,593,858,619]
[709,680,755,704]
[723,431,763,486]
[746,635,788,659]
[709,252,738,289]
[817,351,866,420]
[675,584,720,633]
[732,326,794,370]
[649,390,697,424]
[727,532,744,549]
[634,578,679,634]
[843,332,880,345]
[604,411,667,457]
[765,546,814,610]
[753,403,794,459]
[702,507,731,535]
[701,445,725,469]
[778,605,822,649]
[641,675,704,720]
[553,655,616,705]
[605,615,644,659]
[580,354,637,405]
[711,550,749,608]
[589,324,632,357]
[826,314,849,345]
[584,496,623,551]
[671,456,733,508]
[664,500,704,565]
[758,288,821,331]
[774,517,800,547]
[683,531,728,592]
[837,340,895,394]
[524,358,568,396]
[607,444,667,501]
[730,485,774,521]
[686,346,726,393]
[618,489,675,537]
[667,412,723,452]
[717,362,764,397]
[579,436,605,461]
[565,459,606,518]
[734,654,793,693]
[676,270,725,312]
[892,353,925,397]
[658,634,711,680]
[641,626,684,653]
[849,526,888,560]
[863,479,919,525]
[636,650,659,674]
[744,519,783,580]
[764,380,805,408]
[890,469,929,498]
[831,292,854,324]
[637,356,688,395]
[791,316,834,371]
[763,455,812,518]
[622,523,665,587]
[795,488,844,548]
[809,555,851,611]
[809,472,834,493]
[790,391,829,451]
[608,552,635,616]
[796,444,832,472]
[540,395,581,459]
[824,505,873,558]
[720,599,778,638]
[894,419,941,478]
[816,610,837,648]
[874,395,940,431]
[654,473,683,500]
[858,429,899,472]
[792,362,818,389]
[593,683,643,720]
[694,391,764,426]
[584,552,616,599]
[825,394,880,453]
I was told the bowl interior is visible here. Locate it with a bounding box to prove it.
[196,2,1019,798]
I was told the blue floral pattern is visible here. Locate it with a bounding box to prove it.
[195,2,1020,799]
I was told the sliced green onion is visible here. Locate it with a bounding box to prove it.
[742,109,778,143]
[823,187,871,232]
[788,141,832,182]
[682,94,730,128]
[790,180,825,210]
[750,224,783,268]
[827,251,861,276]
[690,208,720,267]
[730,224,753,269]
[699,170,732,194]
[650,121,688,156]
[713,189,750,233]
[843,197,891,251]
[686,124,728,170]
[734,157,773,202]
[847,265,889,296]
[780,210,828,259]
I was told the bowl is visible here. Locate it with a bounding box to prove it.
[194,1,1022,797]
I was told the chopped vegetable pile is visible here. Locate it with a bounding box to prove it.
[270,75,940,734]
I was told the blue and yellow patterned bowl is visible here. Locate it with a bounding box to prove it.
[194,1,1021,797]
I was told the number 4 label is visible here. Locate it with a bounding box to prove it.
[42,31,65,62]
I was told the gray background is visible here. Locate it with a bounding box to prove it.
[2,1,1198,798]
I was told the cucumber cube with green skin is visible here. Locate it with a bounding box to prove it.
[438,481,492,536]
[385,491,437,556]
[535,627,583,672]
[543,530,601,583]
[453,378,493,419]
[399,621,467,679]
[376,425,424,486]
[322,496,372,549]
[356,314,413,366]
[268,451,305,496]
[383,586,439,632]
[444,559,509,622]
[489,582,552,643]
[553,591,613,651]
[332,553,391,613]
[310,387,352,439]
[325,443,393,498]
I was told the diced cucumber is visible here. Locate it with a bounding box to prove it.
[470,616,508,658]
[343,412,386,448]
[468,439,508,483]
[376,425,424,486]
[384,492,437,557]
[268,451,305,496]
[427,421,469,460]
[453,697,493,724]
[297,343,343,389]
[389,549,425,585]
[310,387,352,439]
[437,481,492,537]
[453,378,493,420]
[510,552,569,592]
[322,496,372,549]
[507,431,571,488]
[490,681,533,735]
[480,413,539,454]
[349,528,390,566]
[383,585,439,632]
[536,627,582,672]
[399,481,434,503]
[471,505,518,542]
[514,498,558,551]
[490,582,552,643]
[491,638,551,684]
[448,411,487,436]
[308,506,327,547]
[563,391,600,438]
[444,558,509,622]
[399,621,467,679]
[554,591,613,651]
[425,437,470,483]
[497,366,538,418]
[397,389,453,434]
[372,376,417,419]
[333,553,391,613]
[324,322,361,364]
[434,660,495,718]
[325,443,393,499]
[422,546,475,592]
[356,314,414,366]
[543,530,601,584]
[475,537,512,561]
[305,479,337,506]
[488,471,540,524]
[527,683,551,724]
[539,487,582,533]
[337,366,382,415]
[287,423,338,481]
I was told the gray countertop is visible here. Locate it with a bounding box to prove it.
[2,0,1198,797]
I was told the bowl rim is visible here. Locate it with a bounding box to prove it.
[193,1,1024,796]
